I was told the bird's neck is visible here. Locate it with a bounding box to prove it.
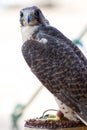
[21,25,39,43]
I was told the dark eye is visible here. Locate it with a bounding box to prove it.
[20,11,23,18]
[35,9,40,17]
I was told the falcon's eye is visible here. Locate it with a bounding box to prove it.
[34,9,40,17]
[20,11,24,18]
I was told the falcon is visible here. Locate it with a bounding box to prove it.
[20,6,87,125]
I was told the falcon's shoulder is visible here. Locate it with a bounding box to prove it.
[41,25,87,68]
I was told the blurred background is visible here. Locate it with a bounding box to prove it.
[0,0,87,130]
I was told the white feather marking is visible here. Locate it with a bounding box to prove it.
[55,97,78,121]
[21,26,38,43]
[39,38,48,44]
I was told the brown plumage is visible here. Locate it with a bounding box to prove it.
[20,6,87,125]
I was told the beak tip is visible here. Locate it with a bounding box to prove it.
[26,15,31,23]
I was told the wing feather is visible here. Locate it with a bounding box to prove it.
[41,26,87,68]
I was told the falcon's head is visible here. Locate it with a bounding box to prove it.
[20,6,49,27]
